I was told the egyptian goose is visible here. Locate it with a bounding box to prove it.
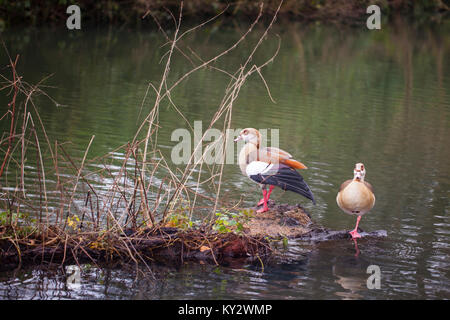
[234,128,315,213]
[336,163,375,238]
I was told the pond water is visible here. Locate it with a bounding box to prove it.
[0,19,449,299]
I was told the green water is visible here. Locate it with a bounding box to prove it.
[0,20,449,299]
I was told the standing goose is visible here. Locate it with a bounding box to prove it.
[234,128,315,213]
[336,163,375,238]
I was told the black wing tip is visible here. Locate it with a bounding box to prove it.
[277,169,316,204]
[300,188,316,205]
[250,172,316,205]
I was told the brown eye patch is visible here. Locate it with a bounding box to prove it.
[243,130,249,135]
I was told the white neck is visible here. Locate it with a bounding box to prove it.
[239,142,258,175]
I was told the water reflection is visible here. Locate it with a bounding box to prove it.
[0,234,447,299]
[0,19,449,299]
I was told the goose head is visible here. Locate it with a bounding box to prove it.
[353,163,366,181]
[234,128,261,146]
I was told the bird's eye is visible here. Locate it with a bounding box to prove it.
[243,130,248,135]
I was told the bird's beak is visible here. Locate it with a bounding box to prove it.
[234,135,242,142]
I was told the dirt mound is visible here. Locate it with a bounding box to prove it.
[243,201,314,238]
[243,201,387,241]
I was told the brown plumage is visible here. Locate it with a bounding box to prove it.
[236,129,307,175]
[336,163,375,238]
[235,128,314,212]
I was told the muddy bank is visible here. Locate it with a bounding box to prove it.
[244,201,387,241]
[0,225,271,271]
[243,201,313,238]
[0,202,387,271]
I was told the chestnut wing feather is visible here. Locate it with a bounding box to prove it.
[258,147,292,164]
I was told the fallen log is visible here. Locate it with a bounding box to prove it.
[0,226,271,271]
[0,201,387,271]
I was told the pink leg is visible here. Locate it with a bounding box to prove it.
[256,188,269,213]
[257,185,274,206]
[349,216,362,239]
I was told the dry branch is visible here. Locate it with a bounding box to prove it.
[0,1,287,271]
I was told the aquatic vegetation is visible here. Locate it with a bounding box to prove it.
[66,215,81,231]
[213,209,253,234]
[165,206,194,230]
[0,211,38,238]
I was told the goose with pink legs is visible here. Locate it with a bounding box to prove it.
[336,163,376,238]
[235,128,315,213]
